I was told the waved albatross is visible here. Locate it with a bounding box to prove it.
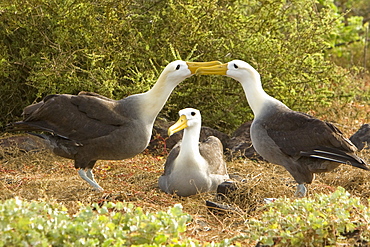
[158,108,229,196]
[7,60,220,192]
[196,60,369,197]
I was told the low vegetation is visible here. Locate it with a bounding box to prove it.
[245,187,370,246]
[0,199,203,246]
[1,187,370,246]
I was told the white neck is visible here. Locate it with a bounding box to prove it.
[176,124,206,171]
[180,125,201,155]
[239,72,286,118]
[137,73,181,125]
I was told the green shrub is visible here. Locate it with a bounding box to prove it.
[0,198,235,246]
[237,187,370,246]
[1,188,370,246]
[0,0,367,132]
[323,0,370,70]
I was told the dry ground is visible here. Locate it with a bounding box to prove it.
[0,101,369,246]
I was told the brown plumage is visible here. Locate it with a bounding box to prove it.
[7,60,220,191]
[196,60,368,197]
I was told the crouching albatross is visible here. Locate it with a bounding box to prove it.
[158,108,229,196]
[196,60,369,197]
[7,60,220,192]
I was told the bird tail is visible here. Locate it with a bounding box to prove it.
[300,147,369,170]
[27,132,52,141]
[7,121,53,133]
[7,122,70,141]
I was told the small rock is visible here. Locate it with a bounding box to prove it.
[350,124,370,151]
[225,121,262,160]
[0,135,47,158]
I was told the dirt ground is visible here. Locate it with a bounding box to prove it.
[0,102,369,245]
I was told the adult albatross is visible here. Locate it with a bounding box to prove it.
[7,60,220,192]
[196,60,368,197]
[158,108,229,196]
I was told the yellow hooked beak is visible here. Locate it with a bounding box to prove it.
[168,115,188,136]
[195,63,228,75]
[186,61,222,74]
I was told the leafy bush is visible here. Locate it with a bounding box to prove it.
[0,198,235,246]
[324,0,370,70]
[237,187,370,246]
[0,0,368,132]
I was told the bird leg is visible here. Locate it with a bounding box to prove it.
[294,183,307,197]
[78,169,104,192]
[86,168,96,182]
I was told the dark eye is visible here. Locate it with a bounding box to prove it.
[191,112,196,116]
[176,64,181,70]
[233,64,238,69]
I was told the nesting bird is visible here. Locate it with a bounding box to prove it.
[158,108,229,196]
[196,60,368,197]
[7,60,220,191]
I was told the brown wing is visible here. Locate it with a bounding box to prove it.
[264,110,357,157]
[161,141,181,176]
[77,91,115,101]
[12,93,129,142]
[70,92,129,126]
[199,136,228,176]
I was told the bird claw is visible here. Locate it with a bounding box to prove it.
[78,169,104,192]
